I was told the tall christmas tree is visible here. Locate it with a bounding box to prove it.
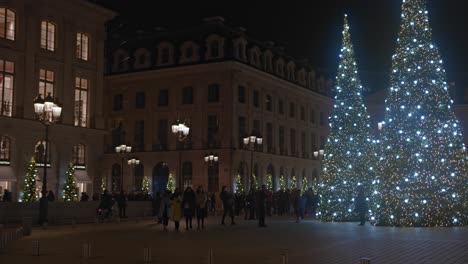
[377,0,467,227]
[291,175,297,189]
[302,176,308,194]
[266,174,273,191]
[101,176,106,193]
[63,162,78,201]
[235,174,244,193]
[142,176,149,195]
[317,14,378,222]
[279,175,285,191]
[166,173,175,193]
[22,157,38,202]
[250,175,258,191]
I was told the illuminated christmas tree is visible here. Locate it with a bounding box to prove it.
[142,176,149,195]
[235,174,244,193]
[251,175,258,191]
[279,175,285,191]
[266,174,273,191]
[101,176,106,193]
[301,176,308,194]
[22,157,38,202]
[317,14,378,222]
[166,173,175,193]
[63,162,78,201]
[377,0,467,227]
[291,175,297,189]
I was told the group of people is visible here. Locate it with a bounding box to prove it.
[2,189,12,202]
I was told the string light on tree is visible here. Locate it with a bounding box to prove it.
[142,176,149,195]
[22,157,38,202]
[62,162,78,202]
[166,173,175,193]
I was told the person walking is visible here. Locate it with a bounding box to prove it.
[247,189,256,220]
[47,190,55,202]
[195,186,208,230]
[257,185,267,227]
[171,188,183,231]
[159,190,172,231]
[292,189,302,223]
[210,192,216,213]
[182,187,196,230]
[152,192,162,223]
[80,192,89,201]
[116,191,128,218]
[220,186,235,225]
[355,186,368,226]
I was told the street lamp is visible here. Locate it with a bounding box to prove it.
[171,119,190,189]
[204,152,219,165]
[127,156,140,191]
[243,131,262,190]
[377,122,383,131]
[115,144,132,192]
[33,92,62,225]
[313,149,325,159]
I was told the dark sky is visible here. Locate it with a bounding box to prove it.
[95,0,468,92]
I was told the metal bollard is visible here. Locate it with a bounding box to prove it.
[83,241,91,258]
[32,240,40,256]
[208,248,214,264]
[281,249,289,264]
[143,246,152,263]
[360,258,371,264]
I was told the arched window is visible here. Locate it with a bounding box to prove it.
[208,163,219,193]
[0,135,10,163]
[112,49,129,72]
[0,59,14,117]
[210,40,219,58]
[134,163,144,191]
[72,144,86,168]
[182,161,192,188]
[34,140,50,165]
[206,35,224,60]
[157,42,174,65]
[0,8,15,41]
[111,163,121,193]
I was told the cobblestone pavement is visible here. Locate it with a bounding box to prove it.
[1,216,467,264]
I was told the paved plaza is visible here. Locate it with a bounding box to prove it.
[1,216,467,264]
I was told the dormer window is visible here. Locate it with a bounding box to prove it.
[157,42,174,65]
[275,58,284,77]
[186,47,193,58]
[133,48,151,69]
[249,46,261,68]
[263,50,273,72]
[161,48,169,64]
[210,40,219,57]
[179,41,200,64]
[233,38,247,61]
[112,49,129,72]
[286,61,296,81]
[205,34,224,60]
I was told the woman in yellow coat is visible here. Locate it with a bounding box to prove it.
[171,188,183,231]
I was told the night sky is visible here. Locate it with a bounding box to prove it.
[95,0,468,93]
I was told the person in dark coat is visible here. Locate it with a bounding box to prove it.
[355,186,368,226]
[3,189,12,202]
[220,186,235,225]
[98,190,113,218]
[195,186,208,230]
[116,191,128,218]
[80,192,89,201]
[47,190,55,201]
[152,192,162,223]
[247,189,257,220]
[182,187,196,230]
[257,185,267,227]
[159,190,172,231]
[210,193,216,212]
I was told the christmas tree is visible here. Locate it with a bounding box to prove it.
[142,176,149,195]
[266,174,273,191]
[279,175,285,191]
[166,173,175,193]
[22,157,38,202]
[317,14,378,222]
[250,174,258,191]
[63,162,78,201]
[291,175,297,189]
[101,177,106,193]
[377,0,467,227]
[302,176,308,194]
[235,174,244,193]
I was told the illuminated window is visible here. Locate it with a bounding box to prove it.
[34,140,50,165]
[74,77,88,127]
[40,21,56,51]
[0,8,15,40]
[39,69,54,97]
[0,136,10,163]
[72,144,86,167]
[76,33,89,61]
[182,162,192,188]
[0,59,14,116]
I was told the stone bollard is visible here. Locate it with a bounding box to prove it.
[83,241,91,258]
[32,240,40,256]
[281,249,289,264]
[360,258,371,264]
[22,217,33,236]
[208,248,214,264]
[143,246,152,263]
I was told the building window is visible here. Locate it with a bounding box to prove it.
[113,94,123,111]
[289,103,295,118]
[134,120,144,151]
[135,92,146,109]
[74,77,88,127]
[279,126,285,155]
[185,46,193,58]
[72,144,86,167]
[182,86,193,104]
[111,164,121,193]
[320,111,325,126]
[39,69,54,97]
[253,90,259,108]
[182,162,192,188]
[278,99,284,114]
[158,119,168,150]
[290,129,296,156]
[266,95,272,112]
[310,109,316,124]
[134,164,144,191]
[253,120,260,134]
[208,83,219,102]
[0,59,14,117]
[158,89,169,106]
[0,136,10,163]
[208,163,219,193]
[161,47,169,64]
[311,133,317,152]
[207,115,218,147]
[301,131,306,157]
[266,123,273,153]
[112,123,123,147]
[40,21,56,51]
[0,8,15,41]
[320,135,326,149]
[300,106,305,121]
[238,116,246,148]
[76,33,89,61]
[34,140,50,165]
[210,40,219,57]
[238,85,245,103]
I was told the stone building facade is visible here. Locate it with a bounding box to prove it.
[0,0,115,201]
[103,17,333,197]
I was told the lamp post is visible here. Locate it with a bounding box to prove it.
[204,152,219,191]
[115,144,132,192]
[171,119,190,189]
[127,157,140,191]
[243,131,262,190]
[313,149,325,160]
[33,92,62,225]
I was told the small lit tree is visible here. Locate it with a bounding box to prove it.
[63,162,78,201]
[235,174,244,193]
[279,175,285,191]
[251,174,258,191]
[291,175,297,189]
[266,174,273,191]
[166,173,175,193]
[302,176,309,194]
[142,176,149,195]
[22,157,38,202]
[101,176,106,193]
